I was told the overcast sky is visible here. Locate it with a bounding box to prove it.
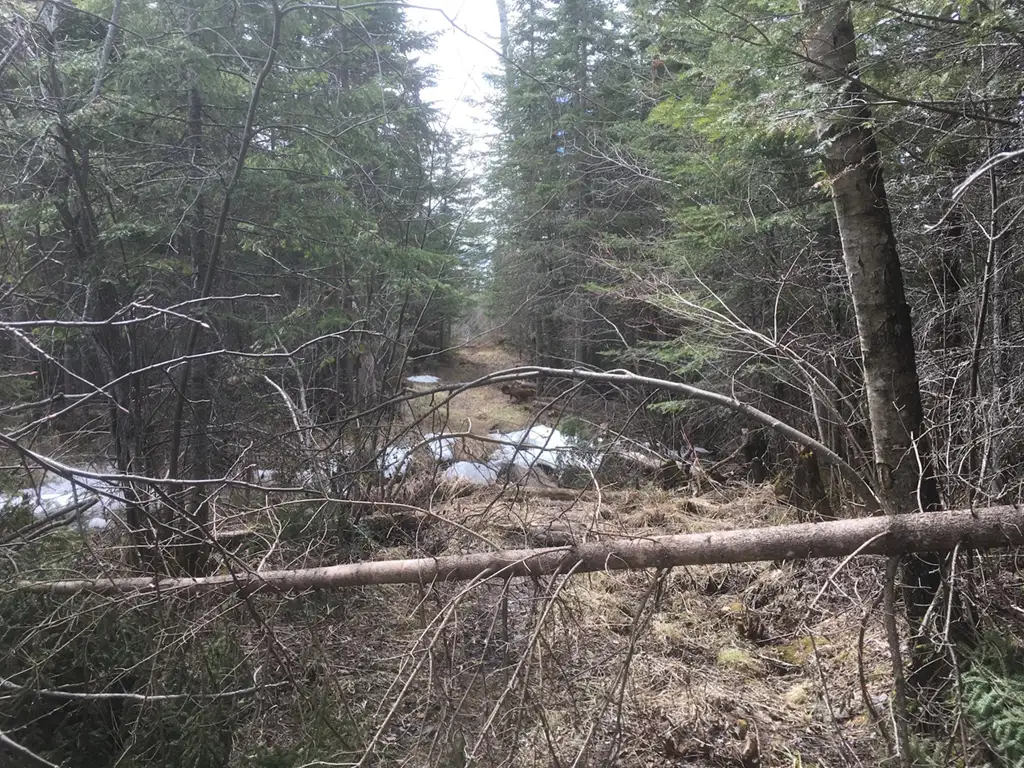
[405,1,502,143]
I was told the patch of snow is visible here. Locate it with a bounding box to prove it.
[366,425,607,488]
[254,468,277,484]
[406,374,440,384]
[381,446,412,479]
[423,433,456,462]
[488,425,565,469]
[0,464,127,530]
[87,517,109,530]
[445,461,498,484]
[487,426,601,473]
[294,454,354,490]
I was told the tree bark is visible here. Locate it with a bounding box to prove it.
[181,5,214,574]
[496,0,511,64]
[801,0,938,516]
[15,506,1024,596]
[90,0,123,99]
[801,0,947,703]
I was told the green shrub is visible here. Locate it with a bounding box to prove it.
[0,594,251,768]
[963,634,1024,766]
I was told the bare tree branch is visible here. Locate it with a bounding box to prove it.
[397,365,881,509]
[0,727,60,768]
[89,0,122,99]
[0,676,289,702]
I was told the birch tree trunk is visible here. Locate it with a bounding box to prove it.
[800,0,945,695]
[801,0,938,516]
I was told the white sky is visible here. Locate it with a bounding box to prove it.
[405,1,502,143]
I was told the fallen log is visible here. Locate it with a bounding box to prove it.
[14,506,1024,597]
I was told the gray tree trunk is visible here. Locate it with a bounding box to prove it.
[801,0,939,517]
[15,506,1023,596]
[800,0,946,706]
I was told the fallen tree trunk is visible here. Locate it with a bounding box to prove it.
[15,506,1023,597]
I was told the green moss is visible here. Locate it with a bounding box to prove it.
[776,635,829,666]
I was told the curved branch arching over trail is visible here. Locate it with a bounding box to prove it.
[386,364,881,511]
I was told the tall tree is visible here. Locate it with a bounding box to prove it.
[0,0,472,570]
[490,0,660,367]
[800,0,939,516]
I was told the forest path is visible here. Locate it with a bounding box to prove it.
[412,340,536,435]
[396,347,885,768]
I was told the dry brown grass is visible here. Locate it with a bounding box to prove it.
[8,344,898,767]
[405,342,532,434]
[392,484,891,766]
[249,345,894,766]
[228,478,891,767]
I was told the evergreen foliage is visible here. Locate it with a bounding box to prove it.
[0,594,249,767]
[0,553,360,766]
[0,0,478,490]
[964,635,1024,766]
[3,0,1024,762]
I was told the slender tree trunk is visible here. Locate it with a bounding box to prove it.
[932,216,964,351]
[90,0,122,99]
[800,0,945,699]
[979,140,1008,502]
[168,5,215,575]
[92,280,154,561]
[166,3,283,487]
[801,0,938,515]
[496,0,510,63]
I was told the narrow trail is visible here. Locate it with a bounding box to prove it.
[401,341,772,551]
[425,341,535,433]
[390,345,888,767]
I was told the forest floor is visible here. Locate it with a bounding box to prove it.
[4,341,897,767]
[0,344,897,768]
[315,340,895,767]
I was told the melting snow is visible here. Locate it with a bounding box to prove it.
[381,446,412,479]
[0,464,127,527]
[487,426,600,473]
[253,468,277,484]
[407,374,440,384]
[423,433,456,462]
[445,461,498,484]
